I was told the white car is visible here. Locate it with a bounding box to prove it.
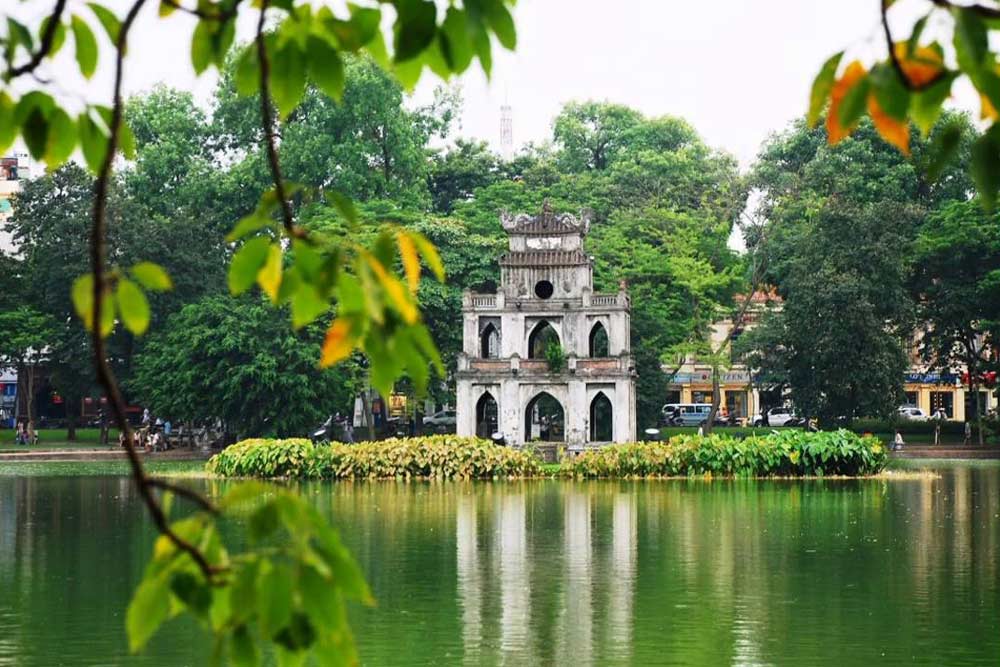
[897,405,928,421]
[423,409,456,427]
[751,406,797,427]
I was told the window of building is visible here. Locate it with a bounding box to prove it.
[930,391,954,418]
[590,392,613,441]
[528,320,559,359]
[534,280,554,299]
[904,391,918,406]
[589,322,609,357]
[480,323,499,358]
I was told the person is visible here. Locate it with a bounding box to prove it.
[141,407,150,427]
[344,419,354,444]
[15,420,26,446]
[964,420,972,446]
[932,408,945,446]
[894,430,905,452]
[697,424,705,437]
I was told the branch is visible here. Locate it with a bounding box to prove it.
[89,0,221,581]
[929,0,1000,19]
[6,0,68,79]
[147,478,218,514]
[254,0,299,237]
[160,0,244,22]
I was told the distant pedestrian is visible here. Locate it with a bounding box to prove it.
[344,419,354,444]
[15,420,26,446]
[141,408,150,427]
[697,424,705,437]
[964,421,972,446]
[932,408,945,445]
[894,431,905,451]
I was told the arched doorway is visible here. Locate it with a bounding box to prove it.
[590,392,613,442]
[525,392,565,442]
[476,392,498,438]
[528,320,559,359]
[480,323,500,358]
[589,322,609,357]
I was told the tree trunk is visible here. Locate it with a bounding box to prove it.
[704,365,721,435]
[66,398,77,442]
[25,361,36,442]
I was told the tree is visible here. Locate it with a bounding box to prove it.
[552,101,643,172]
[911,200,1000,443]
[0,307,57,436]
[428,138,503,213]
[0,1,518,663]
[130,295,360,438]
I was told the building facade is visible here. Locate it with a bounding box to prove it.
[455,203,637,450]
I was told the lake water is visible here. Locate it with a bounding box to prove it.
[0,461,998,666]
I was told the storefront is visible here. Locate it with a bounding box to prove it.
[901,373,992,421]
[669,370,758,424]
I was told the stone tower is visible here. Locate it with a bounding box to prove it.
[455,202,636,453]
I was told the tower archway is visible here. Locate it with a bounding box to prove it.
[528,320,559,359]
[590,392,613,442]
[589,322,609,357]
[475,391,498,437]
[480,323,500,358]
[524,391,564,442]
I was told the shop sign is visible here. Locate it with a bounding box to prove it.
[669,370,751,385]
[905,372,958,385]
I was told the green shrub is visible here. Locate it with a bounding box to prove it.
[207,435,542,479]
[545,341,565,372]
[565,429,887,478]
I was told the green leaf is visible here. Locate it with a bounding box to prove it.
[191,20,213,75]
[394,54,423,90]
[39,16,67,56]
[227,213,272,242]
[229,237,272,295]
[325,191,358,224]
[21,108,49,160]
[291,284,329,329]
[249,501,281,542]
[907,14,930,56]
[307,36,345,102]
[394,0,437,62]
[927,122,963,183]
[472,22,492,77]
[78,111,109,173]
[270,40,307,118]
[439,7,473,72]
[257,562,294,639]
[336,273,365,315]
[398,329,429,395]
[954,8,988,74]
[44,108,77,167]
[972,126,1000,210]
[868,62,910,120]
[126,574,170,652]
[70,15,99,79]
[131,262,173,291]
[169,572,212,617]
[230,625,260,667]
[71,274,95,329]
[7,18,33,51]
[234,45,260,97]
[116,278,151,335]
[912,72,957,136]
[837,75,870,129]
[87,3,121,44]
[484,2,516,50]
[0,93,16,155]
[299,567,344,632]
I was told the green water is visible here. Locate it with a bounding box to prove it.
[1,462,998,666]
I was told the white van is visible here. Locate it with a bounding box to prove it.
[661,403,712,427]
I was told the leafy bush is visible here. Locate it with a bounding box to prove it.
[208,435,542,479]
[545,341,566,372]
[566,429,887,478]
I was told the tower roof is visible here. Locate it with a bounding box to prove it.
[500,200,591,236]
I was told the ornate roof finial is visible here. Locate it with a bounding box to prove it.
[541,199,553,227]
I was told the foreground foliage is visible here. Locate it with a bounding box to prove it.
[566,430,888,478]
[208,436,542,479]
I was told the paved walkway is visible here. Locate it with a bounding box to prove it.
[0,447,211,462]
[892,444,1000,459]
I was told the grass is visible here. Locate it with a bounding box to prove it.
[0,459,205,477]
[0,427,121,449]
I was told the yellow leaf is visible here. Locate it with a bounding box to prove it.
[826,60,866,146]
[893,43,943,88]
[980,64,1000,121]
[364,253,418,324]
[868,94,910,155]
[320,318,355,367]
[397,231,420,294]
[408,230,445,282]
[257,244,282,303]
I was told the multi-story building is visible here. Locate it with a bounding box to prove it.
[0,153,29,253]
[455,202,637,452]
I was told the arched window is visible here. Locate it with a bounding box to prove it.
[589,322,609,357]
[476,392,498,438]
[590,392,613,442]
[528,320,559,359]
[480,323,500,358]
[525,392,565,442]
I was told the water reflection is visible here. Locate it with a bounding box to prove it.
[0,464,999,666]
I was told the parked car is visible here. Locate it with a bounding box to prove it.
[751,406,797,427]
[423,409,456,428]
[897,405,929,422]
[661,403,714,427]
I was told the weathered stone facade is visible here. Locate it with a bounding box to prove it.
[456,203,637,451]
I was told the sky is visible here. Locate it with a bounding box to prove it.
[10,0,975,169]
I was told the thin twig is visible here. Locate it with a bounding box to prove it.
[6,0,68,79]
[160,0,244,22]
[929,0,1000,19]
[90,0,221,580]
[881,0,949,92]
[147,478,219,514]
[255,0,299,236]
